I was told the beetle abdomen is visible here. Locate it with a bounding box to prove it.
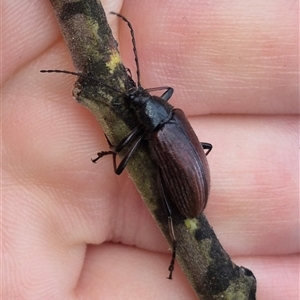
[151,109,210,218]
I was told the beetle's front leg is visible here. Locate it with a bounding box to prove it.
[145,87,174,101]
[92,127,145,175]
[160,87,174,101]
[201,142,213,155]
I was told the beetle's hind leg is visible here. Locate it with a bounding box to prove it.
[167,216,177,280]
[157,170,177,280]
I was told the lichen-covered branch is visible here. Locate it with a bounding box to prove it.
[47,0,257,299]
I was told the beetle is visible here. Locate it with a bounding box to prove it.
[93,13,212,279]
[41,12,212,279]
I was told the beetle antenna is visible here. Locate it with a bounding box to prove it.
[40,69,125,95]
[110,12,141,87]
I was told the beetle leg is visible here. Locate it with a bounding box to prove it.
[114,125,143,152]
[91,134,115,163]
[201,142,213,155]
[160,87,174,101]
[113,134,144,174]
[167,217,177,280]
[125,68,137,89]
[125,67,133,78]
[91,150,115,163]
[157,170,177,279]
[92,130,145,175]
[92,125,142,164]
[145,87,174,101]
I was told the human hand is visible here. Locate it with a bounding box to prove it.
[3,0,298,299]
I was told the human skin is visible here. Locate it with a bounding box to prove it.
[2,0,299,299]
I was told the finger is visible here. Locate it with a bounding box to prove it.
[120,0,298,115]
[193,114,299,256]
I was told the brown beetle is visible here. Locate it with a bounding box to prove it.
[92,13,212,279]
[41,12,212,279]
